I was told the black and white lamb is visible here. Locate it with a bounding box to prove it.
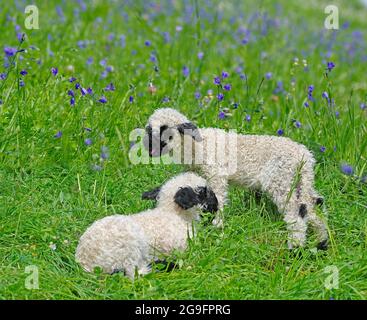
[142,108,328,250]
[75,172,218,279]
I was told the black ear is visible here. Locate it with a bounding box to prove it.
[177,122,202,142]
[142,186,161,200]
[174,187,199,210]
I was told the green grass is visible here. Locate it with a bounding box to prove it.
[0,0,366,299]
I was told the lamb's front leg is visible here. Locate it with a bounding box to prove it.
[207,175,228,228]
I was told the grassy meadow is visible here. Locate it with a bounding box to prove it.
[0,0,366,299]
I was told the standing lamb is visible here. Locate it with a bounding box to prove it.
[75,172,218,279]
[142,108,328,250]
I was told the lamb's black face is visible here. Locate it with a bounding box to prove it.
[173,185,218,218]
[143,125,174,157]
[196,186,218,214]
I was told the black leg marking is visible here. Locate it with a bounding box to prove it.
[150,259,178,272]
[111,268,125,275]
[317,240,328,251]
[299,204,307,218]
[315,197,324,206]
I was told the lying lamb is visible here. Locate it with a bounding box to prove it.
[142,108,328,250]
[75,172,218,279]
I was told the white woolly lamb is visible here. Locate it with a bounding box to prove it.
[142,108,328,250]
[75,172,218,279]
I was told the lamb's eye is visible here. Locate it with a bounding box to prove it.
[169,135,173,141]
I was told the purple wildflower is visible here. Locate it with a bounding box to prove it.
[67,89,75,97]
[84,138,92,146]
[98,96,107,103]
[223,84,231,91]
[218,111,226,119]
[150,54,157,63]
[105,83,115,91]
[86,57,93,65]
[70,97,75,106]
[87,87,93,95]
[360,103,366,110]
[222,71,229,79]
[277,129,284,136]
[294,121,302,128]
[101,146,109,159]
[101,151,110,160]
[214,76,221,85]
[51,67,58,76]
[4,47,17,57]
[129,96,134,103]
[99,59,107,67]
[0,73,6,80]
[100,70,108,79]
[144,40,151,47]
[106,66,114,73]
[217,93,224,101]
[340,164,354,176]
[326,61,335,72]
[108,33,115,41]
[75,83,81,89]
[91,164,103,171]
[245,115,251,122]
[320,146,326,153]
[182,66,189,77]
[80,87,87,96]
[19,79,25,87]
[304,101,309,108]
[194,92,201,99]
[54,131,62,138]
[17,32,23,42]
[322,91,329,99]
[69,77,76,82]
[265,72,272,80]
[197,52,204,59]
[20,70,27,76]
[273,81,284,94]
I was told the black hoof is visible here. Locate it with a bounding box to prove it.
[317,240,328,251]
[150,259,178,272]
